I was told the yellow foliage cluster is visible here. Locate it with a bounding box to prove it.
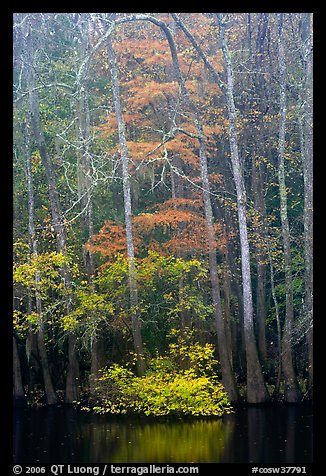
[85,333,232,417]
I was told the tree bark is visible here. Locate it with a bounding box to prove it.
[13,336,26,406]
[24,20,80,404]
[75,16,96,283]
[223,201,246,365]
[107,35,146,376]
[24,117,59,405]
[218,13,269,403]
[277,13,300,402]
[196,118,238,401]
[26,292,40,392]
[300,13,313,395]
[74,15,103,398]
[267,241,282,399]
[252,153,267,363]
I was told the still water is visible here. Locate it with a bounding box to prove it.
[13,405,312,464]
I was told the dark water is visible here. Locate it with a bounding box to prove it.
[13,405,312,464]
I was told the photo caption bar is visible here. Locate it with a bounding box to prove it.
[11,464,314,475]
[11,465,200,476]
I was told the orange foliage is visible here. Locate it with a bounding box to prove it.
[127,141,163,162]
[96,112,145,137]
[134,197,227,256]
[93,14,228,182]
[90,14,230,266]
[203,124,223,137]
[134,209,199,234]
[87,194,228,266]
[126,80,179,109]
[86,220,139,264]
[166,135,199,167]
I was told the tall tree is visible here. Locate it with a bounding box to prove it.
[276,13,300,402]
[23,116,59,405]
[250,13,270,363]
[23,16,80,403]
[299,13,313,394]
[73,13,105,399]
[218,13,269,403]
[13,336,26,405]
[195,117,238,401]
[106,30,146,376]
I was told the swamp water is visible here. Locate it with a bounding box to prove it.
[13,405,312,464]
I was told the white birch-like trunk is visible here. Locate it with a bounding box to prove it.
[107,35,146,376]
[218,13,269,403]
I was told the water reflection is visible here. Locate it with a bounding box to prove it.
[66,416,233,463]
[247,407,266,463]
[13,405,312,464]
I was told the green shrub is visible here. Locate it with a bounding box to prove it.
[87,332,232,417]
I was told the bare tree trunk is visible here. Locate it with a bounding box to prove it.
[74,16,103,398]
[253,16,270,364]
[223,203,246,365]
[107,35,146,376]
[252,155,267,363]
[13,336,26,405]
[26,292,40,392]
[76,85,95,280]
[211,196,235,368]
[267,241,282,399]
[75,16,96,283]
[277,13,300,402]
[90,337,106,397]
[169,158,190,336]
[218,14,269,403]
[222,264,233,368]
[196,118,238,401]
[300,13,313,395]
[242,14,269,366]
[24,117,59,405]
[24,21,79,404]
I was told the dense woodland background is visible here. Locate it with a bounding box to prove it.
[13,13,313,407]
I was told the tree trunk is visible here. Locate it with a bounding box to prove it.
[24,21,80,404]
[277,13,300,402]
[13,336,26,406]
[26,292,40,392]
[256,260,267,361]
[107,35,146,376]
[89,337,106,398]
[75,18,96,283]
[170,160,190,335]
[218,13,269,403]
[267,240,282,399]
[223,204,246,365]
[24,117,59,405]
[211,195,235,368]
[252,153,267,363]
[196,118,238,401]
[300,13,313,395]
[222,263,233,368]
[74,18,103,398]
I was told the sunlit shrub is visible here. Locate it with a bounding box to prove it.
[87,331,232,417]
